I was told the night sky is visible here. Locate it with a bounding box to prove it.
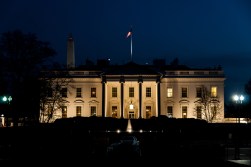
[1,0,251,102]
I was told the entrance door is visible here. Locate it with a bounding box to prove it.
[129,111,135,119]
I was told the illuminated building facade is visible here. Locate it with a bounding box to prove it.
[40,35,225,123]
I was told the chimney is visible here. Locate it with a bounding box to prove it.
[67,33,75,68]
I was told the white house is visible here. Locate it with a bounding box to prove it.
[40,34,225,123]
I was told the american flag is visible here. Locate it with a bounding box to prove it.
[126,28,132,38]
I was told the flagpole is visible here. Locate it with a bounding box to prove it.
[130,32,133,61]
[126,26,133,62]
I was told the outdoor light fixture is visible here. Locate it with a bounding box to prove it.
[233,95,244,104]
[232,94,245,124]
[2,96,12,104]
[1,114,4,127]
[239,95,244,103]
[126,119,133,133]
[232,94,244,160]
[129,101,134,109]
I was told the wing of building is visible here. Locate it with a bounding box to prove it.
[39,35,226,123]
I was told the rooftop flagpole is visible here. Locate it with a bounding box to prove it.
[126,26,133,62]
[131,28,133,61]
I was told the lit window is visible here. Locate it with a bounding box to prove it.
[167,88,173,98]
[91,88,96,98]
[76,106,81,117]
[146,106,151,119]
[211,86,217,97]
[112,106,117,118]
[91,106,96,116]
[167,106,173,118]
[182,106,187,118]
[62,106,67,118]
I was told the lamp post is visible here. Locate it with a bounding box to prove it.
[232,94,244,123]
[232,94,244,160]
[2,96,12,127]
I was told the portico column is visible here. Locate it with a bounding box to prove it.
[138,77,143,119]
[120,77,125,118]
[101,76,106,117]
[156,78,161,116]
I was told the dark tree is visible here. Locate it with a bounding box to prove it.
[243,78,251,120]
[39,70,71,123]
[194,85,222,123]
[0,30,56,126]
[245,78,251,98]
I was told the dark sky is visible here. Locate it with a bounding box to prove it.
[1,0,251,102]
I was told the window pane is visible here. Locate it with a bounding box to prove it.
[91,88,96,97]
[112,87,117,97]
[76,106,81,117]
[61,88,67,97]
[129,87,134,97]
[112,106,117,118]
[167,106,173,118]
[146,87,151,97]
[146,106,151,119]
[196,87,202,98]
[62,106,67,118]
[76,88,82,97]
[167,88,173,98]
[182,106,187,118]
[211,86,217,97]
[91,106,96,116]
[181,87,187,98]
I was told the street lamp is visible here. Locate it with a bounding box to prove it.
[1,96,12,127]
[232,94,244,160]
[2,96,12,104]
[232,94,244,123]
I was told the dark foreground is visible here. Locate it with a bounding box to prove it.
[0,119,250,166]
[0,133,250,166]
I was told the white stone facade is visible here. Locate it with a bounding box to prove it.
[41,35,225,123]
[42,65,225,123]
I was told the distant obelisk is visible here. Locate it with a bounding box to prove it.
[67,33,75,69]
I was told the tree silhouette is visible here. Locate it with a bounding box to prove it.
[243,78,251,120]
[245,78,251,98]
[194,86,222,123]
[0,30,56,125]
[39,70,71,123]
